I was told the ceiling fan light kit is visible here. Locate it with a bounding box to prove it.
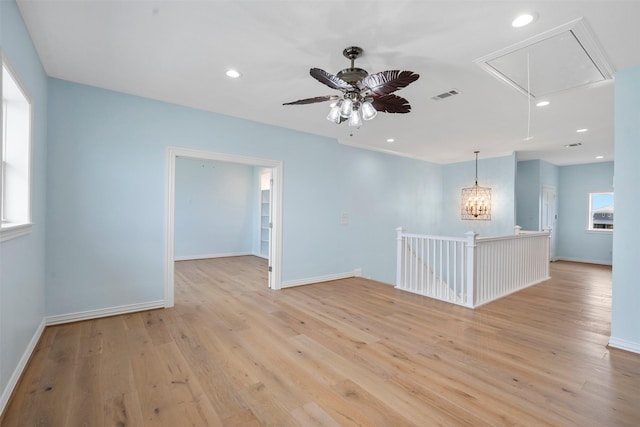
[284,46,419,127]
[361,100,377,120]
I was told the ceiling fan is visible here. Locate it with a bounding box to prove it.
[283,46,420,127]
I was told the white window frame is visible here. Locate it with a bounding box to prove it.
[586,191,614,233]
[1,52,33,242]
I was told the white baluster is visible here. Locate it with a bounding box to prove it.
[465,231,478,307]
[395,227,405,289]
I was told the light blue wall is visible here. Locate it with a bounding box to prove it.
[556,162,614,265]
[0,0,48,408]
[440,153,517,237]
[45,78,444,314]
[612,65,640,349]
[538,160,560,260]
[174,158,255,259]
[539,160,559,191]
[338,147,443,282]
[516,160,541,230]
[516,159,559,231]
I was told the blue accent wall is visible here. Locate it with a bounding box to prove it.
[612,65,640,349]
[556,162,614,265]
[0,0,48,408]
[174,158,256,259]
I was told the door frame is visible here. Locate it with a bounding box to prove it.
[165,146,283,307]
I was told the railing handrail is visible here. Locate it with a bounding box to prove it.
[477,231,548,243]
[398,231,469,243]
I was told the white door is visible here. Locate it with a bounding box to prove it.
[541,185,557,260]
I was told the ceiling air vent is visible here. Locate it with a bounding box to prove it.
[432,89,461,101]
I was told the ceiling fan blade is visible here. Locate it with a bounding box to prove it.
[372,94,412,113]
[310,68,353,90]
[359,70,419,96]
[283,95,340,105]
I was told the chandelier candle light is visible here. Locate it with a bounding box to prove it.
[461,151,492,220]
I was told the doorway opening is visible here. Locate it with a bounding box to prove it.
[165,147,283,307]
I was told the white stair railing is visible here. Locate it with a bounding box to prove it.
[473,226,550,307]
[396,227,474,307]
[396,226,550,308]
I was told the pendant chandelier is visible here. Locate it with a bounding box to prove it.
[461,151,492,220]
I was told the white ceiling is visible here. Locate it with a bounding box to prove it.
[16,0,640,165]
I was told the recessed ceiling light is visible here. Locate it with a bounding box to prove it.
[596,155,604,159]
[536,100,550,107]
[576,128,589,133]
[225,69,241,78]
[386,138,395,143]
[512,13,536,28]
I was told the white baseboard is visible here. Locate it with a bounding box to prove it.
[1,319,45,415]
[281,268,362,289]
[554,257,612,266]
[174,252,252,261]
[253,251,268,260]
[608,337,640,354]
[45,300,165,326]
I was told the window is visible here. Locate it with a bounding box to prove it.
[1,55,33,241]
[587,192,614,231]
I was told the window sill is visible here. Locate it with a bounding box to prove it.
[0,222,33,242]
[585,229,613,234]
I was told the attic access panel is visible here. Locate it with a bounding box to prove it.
[475,18,614,98]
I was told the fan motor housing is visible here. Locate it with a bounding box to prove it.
[336,67,368,85]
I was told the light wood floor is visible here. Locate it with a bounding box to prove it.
[2,257,639,426]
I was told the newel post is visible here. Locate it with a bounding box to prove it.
[465,231,478,308]
[542,226,552,267]
[396,227,406,288]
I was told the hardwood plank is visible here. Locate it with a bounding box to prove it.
[25,323,81,426]
[103,392,145,427]
[98,316,138,400]
[0,327,58,426]
[3,257,640,426]
[290,401,342,427]
[65,353,103,427]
